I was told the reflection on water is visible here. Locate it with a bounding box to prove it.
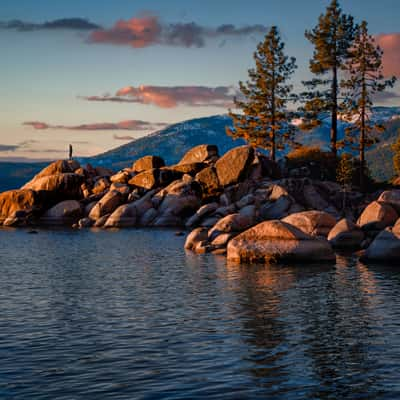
[0,228,400,399]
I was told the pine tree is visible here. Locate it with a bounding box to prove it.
[341,21,396,190]
[301,0,356,158]
[227,26,297,161]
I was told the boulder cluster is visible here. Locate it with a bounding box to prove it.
[1,144,400,264]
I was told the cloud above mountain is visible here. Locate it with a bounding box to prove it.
[88,14,268,48]
[0,18,101,31]
[23,119,167,131]
[83,85,237,108]
[376,32,400,77]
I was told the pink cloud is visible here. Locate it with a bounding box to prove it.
[88,14,268,48]
[84,85,237,108]
[376,32,400,77]
[23,119,167,131]
[90,15,162,48]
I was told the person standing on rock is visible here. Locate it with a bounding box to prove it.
[69,144,73,161]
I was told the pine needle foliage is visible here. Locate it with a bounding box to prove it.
[227,26,297,161]
[341,20,396,189]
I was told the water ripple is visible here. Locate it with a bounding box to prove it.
[0,228,400,399]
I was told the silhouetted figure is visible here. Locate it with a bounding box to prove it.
[69,144,73,160]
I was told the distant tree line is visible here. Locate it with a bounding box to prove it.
[227,0,397,189]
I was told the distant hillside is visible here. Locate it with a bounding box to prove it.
[88,115,245,170]
[1,107,399,192]
[0,161,48,192]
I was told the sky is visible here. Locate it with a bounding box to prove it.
[0,0,399,161]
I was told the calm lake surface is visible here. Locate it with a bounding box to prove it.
[0,228,400,400]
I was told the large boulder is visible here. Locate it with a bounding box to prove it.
[0,189,41,224]
[357,201,398,231]
[195,166,220,195]
[128,169,179,190]
[227,220,335,264]
[40,200,82,225]
[215,146,255,187]
[328,218,364,248]
[362,224,400,262]
[128,169,160,190]
[132,155,165,173]
[178,144,219,165]
[89,190,125,220]
[378,190,400,213]
[104,203,137,228]
[282,211,336,237]
[22,173,84,199]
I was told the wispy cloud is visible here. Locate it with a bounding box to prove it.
[23,119,167,131]
[0,144,19,152]
[113,134,136,141]
[88,13,268,48]
[376,32,400,78]
[0,18,101,32]
[82,85,237,108]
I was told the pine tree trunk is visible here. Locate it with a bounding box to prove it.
[331,65,338,159]
[360,80,366,192]
[271,67,276,162]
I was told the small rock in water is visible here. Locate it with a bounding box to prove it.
[175,231,185,236]
[28,230,38,234]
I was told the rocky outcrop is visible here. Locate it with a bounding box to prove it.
[328,218,364,248]
[4,143,400,265]
[227,220,335,264]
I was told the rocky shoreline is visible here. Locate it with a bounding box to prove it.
[1,144,400,264]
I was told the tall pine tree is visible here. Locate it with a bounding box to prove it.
[227,26,297,161]
[341,21,396,189]
[301,0,356,158]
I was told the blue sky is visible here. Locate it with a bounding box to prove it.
[1,0,399,161]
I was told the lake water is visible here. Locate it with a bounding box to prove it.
[0,228,400,399]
